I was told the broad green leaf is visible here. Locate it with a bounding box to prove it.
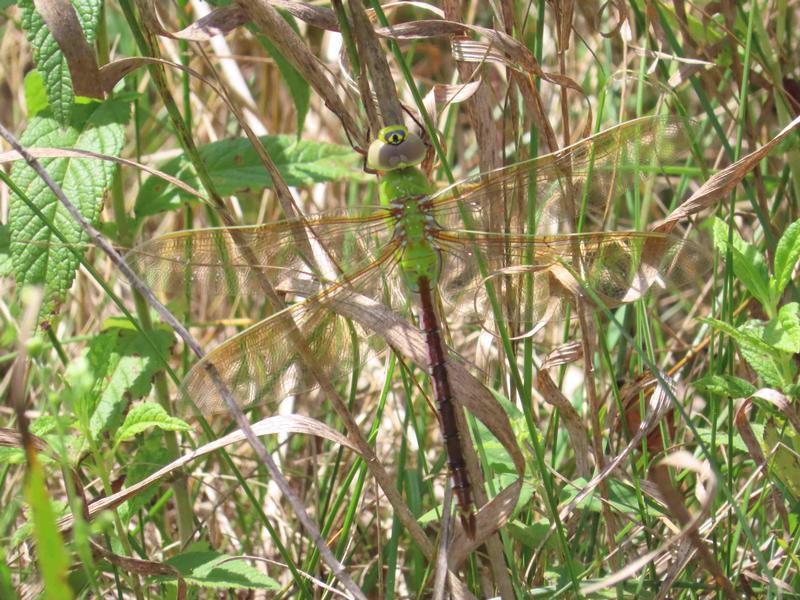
[740,320,794,388]
[114,402,191,449]
[9,99,129,321]
[18,0,102,123]
[693,374,756,398]
[85,322,175,438]
[255,20,309,135]
[774,219,800,296]
[712,217,771,308]
[24,69,49,118]
[24,457,74,599]
[763,418,800,500]
[134,135,370,219]
[764,303,800,354]
[165,551,280,591]
[119,432,172,520]
[700,317,789,387]
[560,478,662,518]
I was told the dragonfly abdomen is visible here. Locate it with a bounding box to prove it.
[416,275,476,539]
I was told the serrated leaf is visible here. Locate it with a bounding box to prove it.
[774,220,800,297]
[86,323,175,438]
[764,303,800,354]
[134,135,370,219]
[700,317,789,387]
[164,552,280,590]
[693,374,757,398]
[740,321,793,388]
[18,0,101,123]
[114,402,191,449]
[9,99,129,320]
[24,457,74,600]
[711,217,771,308]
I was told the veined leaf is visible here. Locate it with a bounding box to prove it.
[9,99,129,321]
[24,70,50,118]
[700,317,791,388]
[84,320,175,439]
[774,219,800,297]
[113,402,191,450]
[763,418,800,500]
[18,0,102,123]
[712,218,771,309]
[764,303,800,354]
[134,135,370,219]
[164,551,280,591]
[693,374,757,399]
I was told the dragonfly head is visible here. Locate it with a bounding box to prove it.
[367,125,426,171]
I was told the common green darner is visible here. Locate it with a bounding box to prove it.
[122,116,707,538]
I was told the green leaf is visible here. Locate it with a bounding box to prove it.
[114,402,191,449]
[134,135,370,219]
[763,418,800,500]
[764,303,800,354]
[85,322,175,438]
[24,457,74,599]
[774,220,800,296]
[739,320,794,388]
[18,0,102,123]
[9,99,129,320]
[119,432,173,520]
[165,551,280,590]
[693,374,757,398]
[24,69,49,117]
[712,217,772,308]
[700,317,789,387]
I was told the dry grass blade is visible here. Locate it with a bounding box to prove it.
[0,146,206,201]
[581,452,720,595]
[55,414,356,532]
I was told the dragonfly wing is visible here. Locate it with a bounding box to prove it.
[436,230,711,335]
[181,286,387,420]
[125,209,394,309]
[179,242,403,421]
[427,116,691,235]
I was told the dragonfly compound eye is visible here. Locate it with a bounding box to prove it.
[367,125,427,171]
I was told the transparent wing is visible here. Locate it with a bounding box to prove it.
[426,116,691,236]
[180,243,404,420]
[435,230,710,333]
[125,208,396,310]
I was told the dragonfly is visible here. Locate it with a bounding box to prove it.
[121,116,708,539]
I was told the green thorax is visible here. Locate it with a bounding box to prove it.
[378,166,440,292]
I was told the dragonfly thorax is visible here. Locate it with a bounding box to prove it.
[377,166,442,291]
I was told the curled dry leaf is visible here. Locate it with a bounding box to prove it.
[558,373,678,523]
[653,113,800,233]
[90,539,187,599]
[582,451,722,596]
[55,415,356,533]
